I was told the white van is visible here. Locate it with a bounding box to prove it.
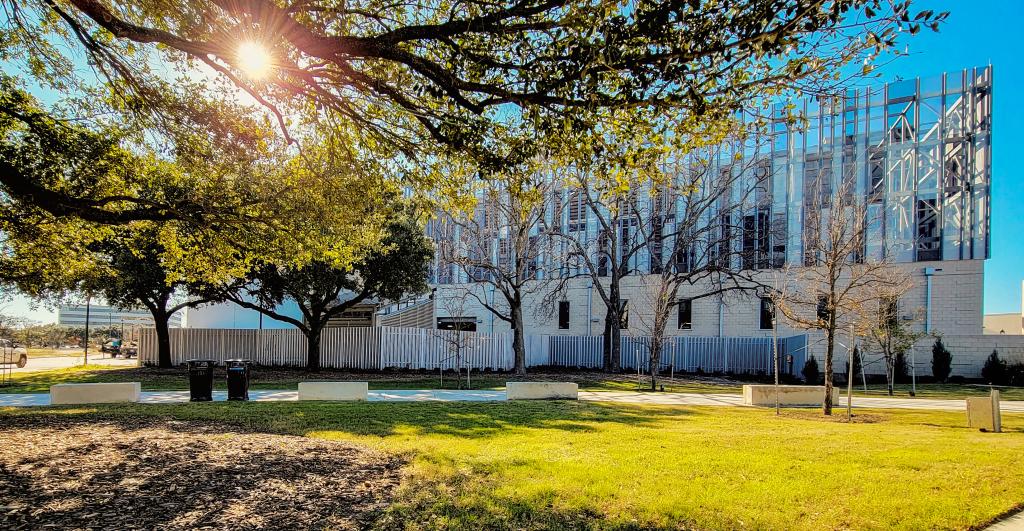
[0,339,28,368]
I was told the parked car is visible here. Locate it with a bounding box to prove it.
[0,339,28,368]
[101,339,122,356]
[120,342,138,359]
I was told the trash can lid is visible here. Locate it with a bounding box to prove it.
[224,358,251,363]
[185,358,217,362]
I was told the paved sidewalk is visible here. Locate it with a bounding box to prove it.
[581,391,1024,412]
[0,389,1021,411]
[985,510,1024,531]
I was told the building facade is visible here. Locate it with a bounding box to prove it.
[421,67,993,349]
[58,304,182,329]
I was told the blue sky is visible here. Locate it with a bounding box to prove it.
[3,0,1023,322]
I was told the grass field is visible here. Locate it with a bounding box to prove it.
[851,383,1024,400]
[4,364,1024,400]
[1,401,1021,529]
[0,365,744,395]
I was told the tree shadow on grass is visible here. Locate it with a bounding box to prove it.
[133,400,696,439]
[0,399,701,442]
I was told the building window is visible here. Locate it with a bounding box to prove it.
[759,297,774,330]
[677,299,692,330]
[916,198,941,261]
[816,295,830,323]
[558,301,570,330]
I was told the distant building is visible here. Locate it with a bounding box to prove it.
[984,313,1022,335]
[183,298,379,329]
[57,304,182,329]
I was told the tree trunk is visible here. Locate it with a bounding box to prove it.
[153,310,172,369]
[885,354,895,396]
[511,300,526,375]
[606,281,622,372]
[649,336,662,391]
[609,320,621,373]
[823,329,835,415]
[306,326,323,372]
[602,309,612,371]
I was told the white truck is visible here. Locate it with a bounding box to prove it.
[0,339,28,368]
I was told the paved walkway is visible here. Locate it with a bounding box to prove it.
[986,511,1024,531]
[1,389,1022,411]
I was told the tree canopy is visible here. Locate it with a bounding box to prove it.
[3,0,945,166]
[200,216,434,369]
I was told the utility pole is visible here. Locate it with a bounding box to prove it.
[83,294,91,366]
[847,324,855,421]
[772,299,780,416]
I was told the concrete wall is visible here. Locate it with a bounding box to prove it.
[434,259,984,340]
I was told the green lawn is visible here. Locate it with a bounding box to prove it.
[1,401,1021,530]
[5,364,1024,401]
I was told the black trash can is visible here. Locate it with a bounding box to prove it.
[187,359,216,402]
[225,359,251,401]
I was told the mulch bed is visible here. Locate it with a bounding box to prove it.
[0,416,402,530]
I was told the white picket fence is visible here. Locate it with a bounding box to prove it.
[140,326,802,374]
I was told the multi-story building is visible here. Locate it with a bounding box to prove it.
[58,304,183,329]
[419,67,994,357]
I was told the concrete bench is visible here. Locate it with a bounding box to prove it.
[297,381,368,401]
[742,384,837,407]
[506,382,578,400]
[50,383,141,405]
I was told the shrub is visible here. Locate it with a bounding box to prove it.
[981,350,1008,385]
[931,338,953,383]
[1006,362,1024,387]
[801,356,820,385]
[893,352,909,384]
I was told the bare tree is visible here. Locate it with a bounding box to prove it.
[772,178,910,415]
[633,147,771,390]
[432,286,479,388]
[866,302,925,396]
[438,172,555,375]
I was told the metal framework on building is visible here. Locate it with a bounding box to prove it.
[427,67,993,284]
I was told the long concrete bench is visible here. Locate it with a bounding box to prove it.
[50,382,141,405]
[297,381,368,401]
[742,384,838,407]
[506,382,578,400]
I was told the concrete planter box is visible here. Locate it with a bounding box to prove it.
[742,384,837,407]
[506,382,578,400]
[50,383,141,405]
[297,382,368,401]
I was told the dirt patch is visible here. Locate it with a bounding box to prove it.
[779,410,886,423]
[0,416,402,529]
